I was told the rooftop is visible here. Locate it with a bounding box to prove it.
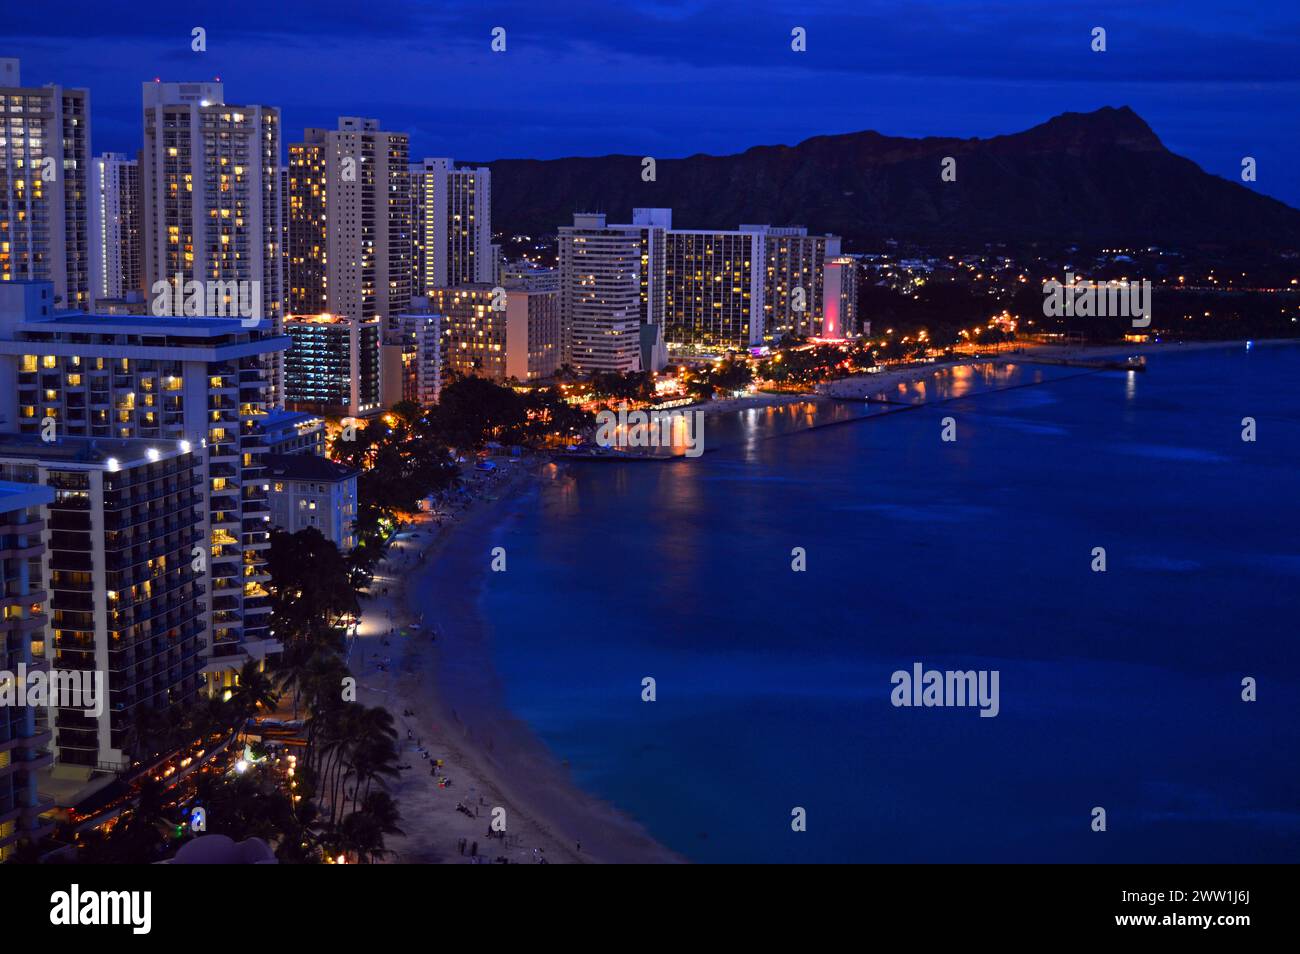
[265,453,358,483]
[0,434,194,468]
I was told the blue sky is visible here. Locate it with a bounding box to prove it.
[7,0,1300,207]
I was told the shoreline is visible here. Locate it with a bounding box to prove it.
[353,460,684,864]
[349,336,1296,864]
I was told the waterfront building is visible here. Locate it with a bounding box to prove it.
[822,256,859,339]
[757,227,842,341]
[663,226,766,354]
[557,214,645,374]
[0,436,205,779]
[0,280,289,694]
[265,453,358,552]
[141,81,285,400]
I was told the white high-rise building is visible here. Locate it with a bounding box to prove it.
[0,280,290,697]
[90,152,142,305]
[0,58,92,311]
[141,81,285,395]
[411,158,492,294]
[287,118,411,327]
[557,213,645,374]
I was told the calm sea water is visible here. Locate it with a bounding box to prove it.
[479,345,1300,862]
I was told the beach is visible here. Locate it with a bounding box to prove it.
[350,460,683,864]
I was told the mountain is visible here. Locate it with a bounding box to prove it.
[480,108,1300,247]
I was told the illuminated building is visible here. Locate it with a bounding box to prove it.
[265,453,358,552]
[287,118,411,327]
[411,158,493,295]
[388,311,442,405]
[0,58,92,311]
[663,227,766,355]
[758,227,843,340]
[821,256,858,339]
[0,280,289,696]
[428,281,558,383]
[260,409,325,456]
[557,214,647,374]
[283,313,381,418]
[141,80,285,401]
[89,153,143,307]
[0,436,205,780]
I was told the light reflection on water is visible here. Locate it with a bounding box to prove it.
[486,344,1300,863]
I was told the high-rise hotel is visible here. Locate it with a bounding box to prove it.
[411,158,493,295]
[560,207,852,357]
[558,213,655,374]
[427,281,559,383]
[0,58,92,311]
[759,227,843,341]
[664,226,767,355]
[0,435,206,779]
[141,81,284,396]
[287,118,411,327]
[0,281,290,707]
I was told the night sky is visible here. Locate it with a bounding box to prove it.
[7,0,1299,207]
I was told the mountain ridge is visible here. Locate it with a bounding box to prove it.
[477,108,1300,247]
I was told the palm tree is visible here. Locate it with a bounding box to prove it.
[230,660,280,722]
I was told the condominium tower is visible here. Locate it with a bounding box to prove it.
[0,58,92,311]
[411,158,492,295]
[283,313,381,418]
[90,152,143,305]
[141,82,284,396]
[287,118,411,327]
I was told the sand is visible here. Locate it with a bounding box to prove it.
[351,461,683,864]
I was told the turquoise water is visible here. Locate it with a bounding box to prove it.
[479,346,1300,862]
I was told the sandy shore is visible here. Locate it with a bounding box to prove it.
[351,460,683,864]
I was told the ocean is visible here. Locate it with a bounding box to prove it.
[475,345,1300,862]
